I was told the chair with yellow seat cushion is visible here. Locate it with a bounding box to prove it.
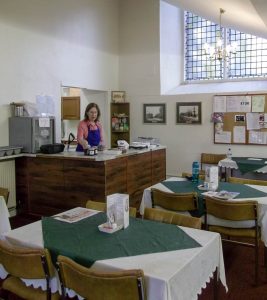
[204,196,259,285]
[228,176,267,186]
[151,188,198,213]
[57,255,146,300]
[200,153,226,171]
[0,240,60,300]
[144,207,202,229]
[0,187,9,205]
[181,172,205,180]
[86,200,137,217]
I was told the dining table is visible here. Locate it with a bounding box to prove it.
[0,195,11,235]
[0,207,227,300]
[218,157,267,175]
[140,177,267,246]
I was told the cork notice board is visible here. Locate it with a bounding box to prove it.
[213,94,267,145]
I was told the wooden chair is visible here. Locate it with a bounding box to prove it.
[200,153,226,171]
[57,255,146,300]
[151,188,198,213]
[181,172,205,180]
[0,187,9,205]
[86,200,137,217]
[144,207,201,229]
[228,176,267,186]
[204,196,260,285]
[0,240,60,300]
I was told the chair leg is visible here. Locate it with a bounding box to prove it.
[264,246,267,267]
[255,240,259,286]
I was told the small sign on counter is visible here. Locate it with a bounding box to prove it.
[107,193,129,229]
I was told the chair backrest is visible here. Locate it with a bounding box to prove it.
[86,200,137,217]
[200,153,226,170]
[228,176,267,186]
[57,255,146,300]
[0,239,55,297]
[144,207,202,229]
[0,187,9,204]
[181,172,205,180]
[151,188,198,211]
[0,240,54,279]
[86,200,106,211]
[205,196,258,222]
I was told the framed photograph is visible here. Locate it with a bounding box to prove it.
[143,103,166,124]
[111,91,126,103]
[176,102,202,124]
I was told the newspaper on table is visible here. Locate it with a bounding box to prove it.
[54,207,98,223]
[106,193,129,229]
[202,190,240,200]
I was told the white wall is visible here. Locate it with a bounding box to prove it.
[0,0,119,145]
[1,0,267,179]
[119,0,267,176]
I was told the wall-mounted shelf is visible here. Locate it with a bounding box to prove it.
[110,102,130,147]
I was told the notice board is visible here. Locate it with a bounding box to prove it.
[212,94,267,145]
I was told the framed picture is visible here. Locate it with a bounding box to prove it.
[143,103,166,124]
[176,102,202,124]
[111,91,126,103]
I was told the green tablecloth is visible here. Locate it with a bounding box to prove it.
[162,180,267,217]
[232,157,267,174]
[42,212,201,267]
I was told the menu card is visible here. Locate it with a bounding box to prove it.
[204,166,219,191]
[107,193,129,229]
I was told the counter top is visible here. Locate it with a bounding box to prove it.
[0,146,166,162]
[36,146,166,161]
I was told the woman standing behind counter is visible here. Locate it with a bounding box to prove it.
[76,103,105,152]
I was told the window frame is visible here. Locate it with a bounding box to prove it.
[183,11,267,84]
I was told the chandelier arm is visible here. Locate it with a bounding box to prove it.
[203,8,237,62]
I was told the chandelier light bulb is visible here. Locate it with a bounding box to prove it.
[203,8,238,61]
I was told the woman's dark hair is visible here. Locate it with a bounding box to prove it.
[84,103,101,121]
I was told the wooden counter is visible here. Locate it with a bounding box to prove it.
[15,148,166,216]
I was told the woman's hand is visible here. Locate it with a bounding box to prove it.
[81,139,89,149]
[98,144,105,151]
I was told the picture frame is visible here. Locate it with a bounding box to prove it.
[111,91,126,103]
[143,103,166,124]
[176,102,202,124]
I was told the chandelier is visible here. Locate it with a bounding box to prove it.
[203,8,238,61]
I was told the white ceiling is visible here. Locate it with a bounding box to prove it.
[165,0,267,39]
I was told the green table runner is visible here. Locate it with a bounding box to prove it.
[42,212,201,267]
[161,180,267,216]
[232,157,267,174]
[162,180,267,199]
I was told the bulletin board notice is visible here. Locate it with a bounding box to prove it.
[213,94,267,145]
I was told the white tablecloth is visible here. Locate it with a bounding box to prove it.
[0,196,11,235]
[218,158,267,173]
[140,177,267,246]
[1,212,227,300]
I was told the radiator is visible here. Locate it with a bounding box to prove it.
[0,160,16,214]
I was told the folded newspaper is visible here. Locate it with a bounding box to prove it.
[53,207,98,223]
[202,190,240,200]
